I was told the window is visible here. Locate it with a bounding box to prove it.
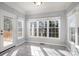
[30,17,60,38]
[49,21,59,37]
[17,20,24,39]
[34,22,37,36]
[70,27,75,43]
[67,13,77,44]
[30,22,37,36]
[39,21,47,37]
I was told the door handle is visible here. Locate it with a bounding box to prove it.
[0,30,3,35]
[0,33,3,35]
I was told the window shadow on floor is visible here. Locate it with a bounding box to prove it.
[0,42,71,56]
[54,49,65,56]
[40,47,48,56]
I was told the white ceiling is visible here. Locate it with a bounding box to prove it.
[4,2,72,16]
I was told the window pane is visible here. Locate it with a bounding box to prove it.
[49,21,55,27]
[49,33,55,37]
[39,21,44,28]
[71,35,75,43]
[39,21,47,37]
[43,28,47,37]
[49,33,51,37]
[52,28,56,32]
[49,28,56,33]
[49,28,51,33]
[4,16,12,31]
[31,22,37,28]
[55,21,58,27]
[34,22,37,28]
[34,28,37,36]
[30,22,32,36]
[45,21,47,27]
[52,33,56,37]
[55,33,59,37]
[70,27,75,43]
[49,21,51,27]
[39,28,43,36]
[31,22,37,36]
[56,28,59,32]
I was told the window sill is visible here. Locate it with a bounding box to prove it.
[30,36,60,39]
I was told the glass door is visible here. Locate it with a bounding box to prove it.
[2,16,13,47]
[3,16,13,47]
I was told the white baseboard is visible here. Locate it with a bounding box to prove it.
[15,40,25,46]
[25,41,65,47]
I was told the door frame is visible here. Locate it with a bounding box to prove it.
[0,9,17,52]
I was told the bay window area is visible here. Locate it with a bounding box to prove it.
[30,17,60,38]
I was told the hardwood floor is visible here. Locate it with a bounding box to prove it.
[0,42,72,56]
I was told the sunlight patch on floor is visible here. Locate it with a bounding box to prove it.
[31,46,44,56]
[11,49,19,56]
[58,50,72,56]
[43,48,61,56]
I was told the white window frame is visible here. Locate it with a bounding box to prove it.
[67,12,77,45]
[29,17,60,39]
[17,19,24,39]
